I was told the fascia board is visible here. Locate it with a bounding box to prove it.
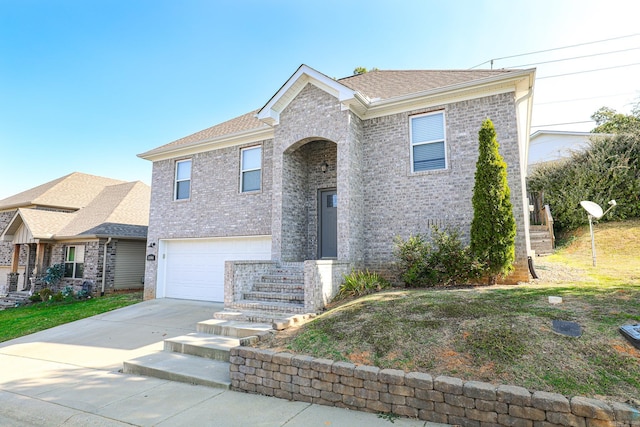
[138,127,274,162]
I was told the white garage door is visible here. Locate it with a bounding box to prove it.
[159,236,271,302]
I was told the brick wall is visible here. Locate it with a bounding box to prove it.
[230,347,640,427]
[361,92,529,282]
[143,140,274,299]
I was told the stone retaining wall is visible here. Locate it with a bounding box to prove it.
[230,347,640,427]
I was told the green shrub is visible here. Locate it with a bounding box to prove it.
[51,292,64,302]
[394,227,481,287]
[528,133,640,231]
[39,288,53,302]
[62,286,75,301]
[470,118,516,284]
[29,292,41,302]
[43,263,64,286]
[335,270,390,301]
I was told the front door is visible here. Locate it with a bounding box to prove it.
[318,189,337,258]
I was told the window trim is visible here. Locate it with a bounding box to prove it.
[409,110,447,173]
[240,145,262,193]
[64,245,85,279]
[174,158,192,201]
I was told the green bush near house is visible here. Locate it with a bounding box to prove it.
[394,226,481,287]
[334,270,391,301]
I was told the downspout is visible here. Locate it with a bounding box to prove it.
[101,237,112,296]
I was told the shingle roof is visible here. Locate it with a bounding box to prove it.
[0,172,127,211]
[57,181,150,238]
[1,180,150,241]
[156,110,268,151]
[146,68,520,153]
[338,69,514,101]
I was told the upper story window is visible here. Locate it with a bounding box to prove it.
[175,159,192,200]
[410,111,447,172]
[64,245,84,278]
[241,146,261,192]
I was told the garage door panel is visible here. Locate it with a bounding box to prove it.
[161,237,271,302]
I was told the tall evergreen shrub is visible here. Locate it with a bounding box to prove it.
[470,119,516,284]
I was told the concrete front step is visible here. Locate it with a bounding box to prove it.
[213,309,293,324]
[243,291,304,303]
[253,282,304,292]
[164,333,243,362]
[196,319,273,338]
[231,300,305,314]
[260,274,304,283]
[123,352,231,389]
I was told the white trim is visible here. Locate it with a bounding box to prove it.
[240,145,262,193]
[174,159,192,201]
[257,64,357,126]
[409,111,447,173]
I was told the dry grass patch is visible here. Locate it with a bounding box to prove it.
[257,220,640,406]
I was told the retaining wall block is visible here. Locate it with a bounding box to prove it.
[498,384,533,407]
[354,365,380,381]
[405,371,434,390]
[571,397,614,420]
[532,391,571,413]
[379,368,405,385]
[464,380,497,401]
[434,375,464,395]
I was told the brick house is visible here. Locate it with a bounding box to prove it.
[0,172,150,296]
[139,65,535,318]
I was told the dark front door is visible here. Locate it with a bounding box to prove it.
[319,189,337,258]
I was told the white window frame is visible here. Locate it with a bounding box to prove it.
[174,159,192,201]
[240,146,262,193]
[409,111,447,173]
[64,245,85,279]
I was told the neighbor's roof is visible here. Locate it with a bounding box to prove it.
[1,181,150,242]
[140,67,528,157]
[0,172,127,211]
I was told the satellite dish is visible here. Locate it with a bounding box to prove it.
[580,201,604,219]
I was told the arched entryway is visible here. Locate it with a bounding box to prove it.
[281,139,337,261]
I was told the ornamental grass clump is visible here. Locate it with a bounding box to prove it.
[334,270,390,301]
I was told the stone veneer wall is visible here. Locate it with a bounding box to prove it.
[230,347,640,427]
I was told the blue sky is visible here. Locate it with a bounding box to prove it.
[1,0,639,199]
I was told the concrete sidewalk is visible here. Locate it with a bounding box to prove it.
[0,298,444,426]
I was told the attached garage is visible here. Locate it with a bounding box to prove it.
[157,236,271,302]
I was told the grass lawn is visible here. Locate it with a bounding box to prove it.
[258,219,640,405]
[0,291,143,343]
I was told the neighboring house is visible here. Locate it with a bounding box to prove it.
[138,64,535,313]
[0,172,151,296]
[527,130,611,174]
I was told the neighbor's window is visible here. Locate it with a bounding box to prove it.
[175,159,192,200]
[64,245,85,279]
[410,111,447,172]
[241,146,261,192]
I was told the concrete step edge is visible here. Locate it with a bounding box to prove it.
[122,352,231,389]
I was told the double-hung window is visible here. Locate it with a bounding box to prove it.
[410,111,447,172]
[175,159,192,200]
[241,146,261,192]
[64,245,85,279]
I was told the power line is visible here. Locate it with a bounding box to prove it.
[536,92,638,106]
[537,62,640,79]
[509,47,640,68]
[469,33,640,69]
[531,120,594,128]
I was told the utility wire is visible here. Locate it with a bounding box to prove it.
[537,62,640,79]
[531,120,594,128]
[469,33,640,69]
[536,92,638,106]
[508,47,640,68]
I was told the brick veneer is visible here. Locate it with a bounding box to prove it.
[230,347,640,427]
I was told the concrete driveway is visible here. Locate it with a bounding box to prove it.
[0,298,440,426]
